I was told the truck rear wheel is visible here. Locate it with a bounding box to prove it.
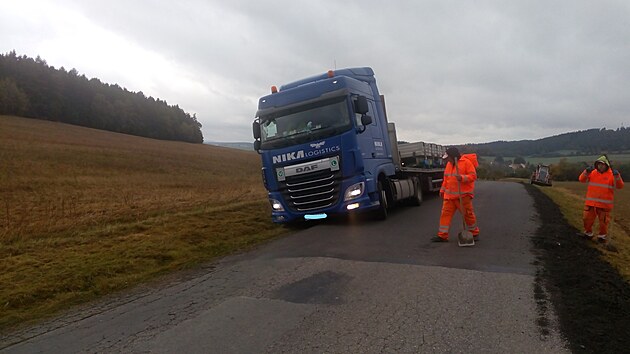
[411,177,423,206]
[375,180,388,220]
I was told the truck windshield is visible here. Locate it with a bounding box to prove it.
[259,96,351,149]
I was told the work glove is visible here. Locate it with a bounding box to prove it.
[455,175,463,182]
[585,166,594,174]
[613,169,620,176]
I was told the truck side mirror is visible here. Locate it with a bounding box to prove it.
[252,120,261,140]
[357,115,372,134]
[354,96,369,115]
[253,140,261,153]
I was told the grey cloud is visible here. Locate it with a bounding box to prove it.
[21,0,630,143]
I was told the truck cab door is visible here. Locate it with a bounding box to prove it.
[368,100,387,159]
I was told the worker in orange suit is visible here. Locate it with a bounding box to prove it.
[432,147,480,242]
[578,155,624,244]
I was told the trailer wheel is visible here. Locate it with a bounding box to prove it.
[411,177,423,206]
[375,180,388,220]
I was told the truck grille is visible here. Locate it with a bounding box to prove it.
[281,169,342,212]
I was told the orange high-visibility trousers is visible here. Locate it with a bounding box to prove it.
[583,205,611,237]
[437,195,480,239]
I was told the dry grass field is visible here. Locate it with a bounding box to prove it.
[535,181,630,281]
[0,115,286,331]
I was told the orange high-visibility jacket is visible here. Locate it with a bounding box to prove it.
[579,168,624,209]
[440,153,478,199]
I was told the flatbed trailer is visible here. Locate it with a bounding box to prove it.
[388,122,445,196]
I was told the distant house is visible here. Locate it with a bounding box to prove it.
[508,163,527,170]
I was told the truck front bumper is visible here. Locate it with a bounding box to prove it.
[268,176,379,223]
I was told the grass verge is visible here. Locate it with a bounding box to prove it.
[526,184,630,353]
[530,181,630,282]
[0,198,288,332]
[0,116,287,332]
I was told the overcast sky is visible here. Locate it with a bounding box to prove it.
[2,0,630,145]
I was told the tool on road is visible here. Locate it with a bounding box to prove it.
[455,157,475,247]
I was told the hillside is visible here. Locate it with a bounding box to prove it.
[0,115,284,330]
[208,128,630,157]
[207,141,254,151]
[0,52,202,143]
[459,127,630,157]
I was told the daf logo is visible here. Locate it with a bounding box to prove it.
[310,141,326,149]
[296,164,318,173]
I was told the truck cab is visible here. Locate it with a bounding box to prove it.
[253,68,441,223]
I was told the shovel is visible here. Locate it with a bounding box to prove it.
[455,158,475,247]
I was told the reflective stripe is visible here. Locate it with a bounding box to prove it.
[588,182,614,189]
[439,225,449,231]
[444,192,466,196]
[466,224,477,230]
[445,173,476,178]
[443,188,470,196]
[586,197,613,204]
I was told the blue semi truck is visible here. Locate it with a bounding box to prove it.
[252,67,445,223]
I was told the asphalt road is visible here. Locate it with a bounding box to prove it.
[1,181,569,353]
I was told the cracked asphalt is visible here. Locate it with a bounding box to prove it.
[0,181,569,353]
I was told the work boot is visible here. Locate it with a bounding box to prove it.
[430,236,448,243]
[578,232,594,240]
[597,236,608,244]
[473,234,480,242]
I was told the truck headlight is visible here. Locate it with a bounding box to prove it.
[344,182,364,201]
[269,198,285,211]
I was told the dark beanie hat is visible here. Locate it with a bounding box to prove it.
[443,147,461,159]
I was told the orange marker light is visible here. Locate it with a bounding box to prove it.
[271,85,278,93]
[327,70,334,78]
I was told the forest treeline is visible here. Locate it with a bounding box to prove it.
[460,128,630,157]
[0,51,203,143]
[477,157,630,182]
